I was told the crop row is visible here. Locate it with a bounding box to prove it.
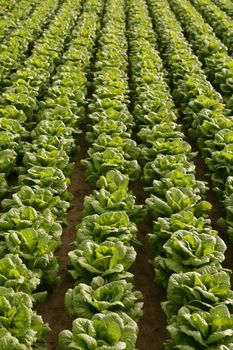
[0,0,39,42]
[0,0,81,188]
[1,0,233,348]
[59,0,144,348]
[211,0,233,17]
[167,0,233,102]
[0,0,17,18]
[0,0,61,87]
[147,0,233,247]
[165,0,233,244]
[57,0,233,347]
[0,0,87,347]
[129,0,233,348]
[189,0,233,54]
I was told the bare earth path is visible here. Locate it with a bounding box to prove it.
[37,132,92,350]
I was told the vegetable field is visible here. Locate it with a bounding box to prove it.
[1,0,233,348]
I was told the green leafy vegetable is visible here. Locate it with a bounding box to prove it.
[0,287,50,349]
[68,240,136,283]
[59,312,138,350]
[1,186,70,223]
[153,230,226,287]
[65,276,143,320]
[166,304,233,349]
[162,269,233,318]
[76,211,138,244]
[83,170,145,222]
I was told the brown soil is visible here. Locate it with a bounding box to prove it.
[131,181,168,350]
[132,221,168,350]
[37,134,92,349]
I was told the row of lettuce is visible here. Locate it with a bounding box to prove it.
[189,0,233,54]
[148,0,233,244]
[0,0,232,348]
[0,0,61,88]
[127,0,233,348]
[211,0,233,17]
[0,0,89,348]
[165,0,233,104]
[0,0,16,18]
[58,0,145,348]
[0,0,73,188]
[0,0,39,42]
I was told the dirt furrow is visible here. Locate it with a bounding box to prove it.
[37,132,92,350]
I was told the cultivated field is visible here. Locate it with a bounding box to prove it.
[0,0,233,349]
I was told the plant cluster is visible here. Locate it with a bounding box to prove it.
[0,0,17,18]
[190,0,233,54]
[147,0,233,249]
[59,0,143,348]
[211,0,233,17]
[0,0,60,86]
[167,0,233,101]
[0,0,103,347]
[0,0,39,42]
[128,0,233,348]
[1,0,233,347]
